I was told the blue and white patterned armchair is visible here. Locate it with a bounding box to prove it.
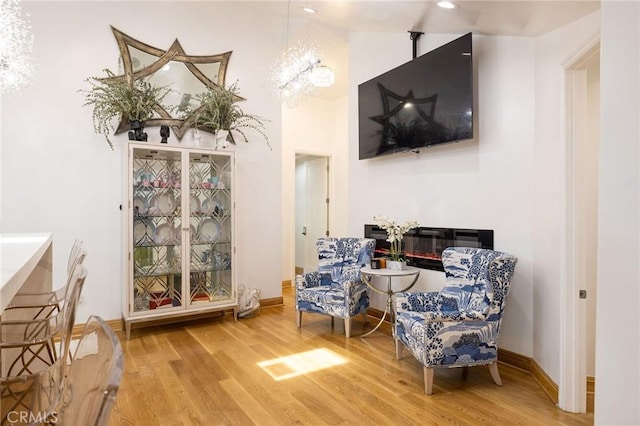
[295,237,376,337]
[394,247,518,394]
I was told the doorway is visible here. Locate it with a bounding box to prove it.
[560,40,600,413]
[295,154,330,274]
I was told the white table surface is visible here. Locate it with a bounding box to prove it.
[361,265,421,277]
[0,233,53,312]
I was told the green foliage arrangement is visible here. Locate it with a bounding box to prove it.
[80,69,170,149]
[191,81,271,151]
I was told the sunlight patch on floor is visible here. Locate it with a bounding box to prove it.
[257,348,348,381]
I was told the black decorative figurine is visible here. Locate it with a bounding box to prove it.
[160,125,170,144]
[128,120,148,141]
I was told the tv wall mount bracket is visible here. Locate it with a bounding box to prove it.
[408,31,424,59]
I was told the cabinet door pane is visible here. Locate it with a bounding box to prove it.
[188,152,232,305]
[131,148,183,313]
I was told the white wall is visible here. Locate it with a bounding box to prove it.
[532,11,600,382]
[348,33,535,356]
[596,1,640,424]
[0,93,2,225]
[583,54,599,377]
[0,2,283,322]
[280,18,350,284]
[294,159,307,269]
[282,95,349,282]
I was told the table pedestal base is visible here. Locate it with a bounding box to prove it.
[360,266,420,340]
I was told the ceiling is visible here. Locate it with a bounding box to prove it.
[247,0,600,37]
[26,0,600,36]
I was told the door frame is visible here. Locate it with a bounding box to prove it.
[559,37,600,413]
[291,149,333,280]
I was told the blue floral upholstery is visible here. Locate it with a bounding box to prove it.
[394,247,518,394]
[295,237,376,337]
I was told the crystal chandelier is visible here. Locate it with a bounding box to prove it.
[0,0,35,93]
[272,38,334,105]
[271,2,335,105]
[308,65,335,88]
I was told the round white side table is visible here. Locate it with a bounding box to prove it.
[360,266,420,339]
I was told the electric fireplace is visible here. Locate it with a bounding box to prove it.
[364,225,494,272]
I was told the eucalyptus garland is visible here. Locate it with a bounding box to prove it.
[190,81,271,151]
[80,69,170,149]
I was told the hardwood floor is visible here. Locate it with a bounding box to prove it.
[108,288,593,425]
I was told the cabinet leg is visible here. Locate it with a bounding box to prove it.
[125,321,132,340]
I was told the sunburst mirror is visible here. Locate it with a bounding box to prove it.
[105,27,234,139]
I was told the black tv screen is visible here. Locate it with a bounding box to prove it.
[358,33,473,160]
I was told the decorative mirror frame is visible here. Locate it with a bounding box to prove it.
[105,27,234,139]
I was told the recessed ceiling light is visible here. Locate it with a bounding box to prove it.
[437,1,457,9]
[302,7,317,14]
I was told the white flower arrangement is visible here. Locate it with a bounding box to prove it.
[373,215,420,261]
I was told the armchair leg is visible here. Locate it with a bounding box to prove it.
[395,339,403,359]
[361,311,369,323]
[344,318,351,338]
[296,310,302,329]
[461,366,469,381]
[488,362,502,386]
[424,367,434,395]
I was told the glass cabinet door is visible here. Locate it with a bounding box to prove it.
[188,152,233,306]
[131,148,183,313]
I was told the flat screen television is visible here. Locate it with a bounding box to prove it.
[358,33,473,160]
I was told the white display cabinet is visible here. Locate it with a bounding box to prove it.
[123,142,236,338]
